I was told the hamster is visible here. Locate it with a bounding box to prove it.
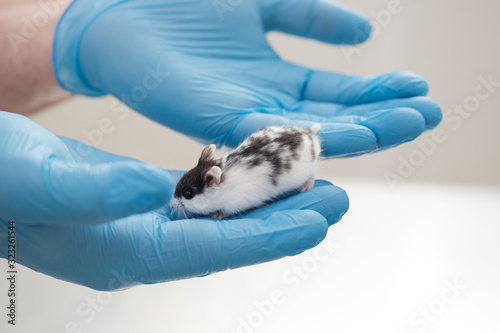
[170,124,321,219]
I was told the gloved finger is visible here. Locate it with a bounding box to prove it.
[302,70,429,105]
[225,112,377,157]
[332,96,442,129]
[242,180,349,226]
[45,160,173,225]
[142,209,328,284]
[360,107,426,149]
[2,156,173,226]
[289,96,442,130]
[284,107,427,151]
[261,0,371,45]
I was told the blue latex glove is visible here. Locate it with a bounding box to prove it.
[0,112,347,290]
[53,0,442,157]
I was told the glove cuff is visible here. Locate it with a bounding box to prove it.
[53,0,126,96]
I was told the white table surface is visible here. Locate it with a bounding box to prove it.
[1,179,499,333]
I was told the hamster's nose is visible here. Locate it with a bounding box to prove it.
[170,197,183,210]
[169,198,187,220]
[170,199,177,209]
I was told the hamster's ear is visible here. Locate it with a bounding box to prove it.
[310,123,321,134]
[204,166,222,187]
[199,144,216,162]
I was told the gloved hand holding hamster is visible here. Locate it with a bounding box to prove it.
[171,125,321,219]
[0,112,343,290]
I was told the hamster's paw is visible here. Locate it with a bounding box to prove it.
[211,211,226,219]
[299,177,315,192]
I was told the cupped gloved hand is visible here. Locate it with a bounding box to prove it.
[0,111,348,290]
[53,0,442,158]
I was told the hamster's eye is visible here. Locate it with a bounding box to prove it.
[182,190,194,200]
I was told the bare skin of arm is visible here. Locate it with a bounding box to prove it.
[0,0,70,115]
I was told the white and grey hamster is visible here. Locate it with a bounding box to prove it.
[170,124,321,219]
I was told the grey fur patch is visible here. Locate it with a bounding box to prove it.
[225,126,308,185]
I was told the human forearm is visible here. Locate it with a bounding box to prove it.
[0,0,70,115]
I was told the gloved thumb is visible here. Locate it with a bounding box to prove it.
[3,159,173,226]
